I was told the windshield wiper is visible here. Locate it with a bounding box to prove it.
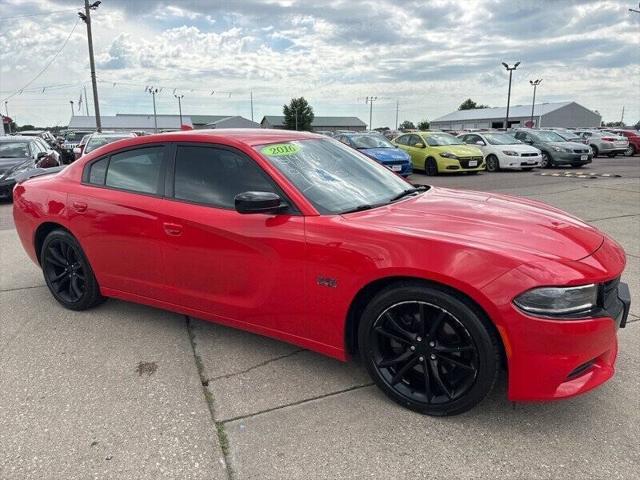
[340,204,377,214]
[388,186,428,202]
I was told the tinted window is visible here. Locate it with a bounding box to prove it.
[105,147,164,194]
[395,135,408,145]
[174,146,276,209]
[408,135,421,146]
[89,157,109,185]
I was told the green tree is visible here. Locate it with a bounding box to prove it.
[458,98,490,110]
[283,97,314,131]
[604,121,625,127]
[399,120,415,130]
[17,124,35,131]
[417,119,430,130]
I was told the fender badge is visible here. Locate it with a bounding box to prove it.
[317,277,338,288]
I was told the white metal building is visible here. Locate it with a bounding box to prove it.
[67,114,259,132]
[430,102,601,130]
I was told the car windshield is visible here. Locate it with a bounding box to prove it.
[84,135,133,153]
[426,133,464,146]
[256,139,417,214]
[535,131,565,142]
[65,131,92,142]
[348,135,395,149]
[483,133,522,145]
[555,132,581,141]
[0,141,30,158]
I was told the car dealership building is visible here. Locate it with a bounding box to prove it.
[430,101,602,130]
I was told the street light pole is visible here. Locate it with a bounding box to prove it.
[366,96,378,130]
[529,79,542,127]
[4,101,11,134]
[501,62,520,130]
[70,100,74,117]
[174,94,184,126]
[78,1,102,132]
[149,87,159,133]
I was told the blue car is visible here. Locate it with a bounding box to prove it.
[335,133,413,177]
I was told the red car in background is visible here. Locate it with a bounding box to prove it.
[611,129,640,156]
[12,129,630,415]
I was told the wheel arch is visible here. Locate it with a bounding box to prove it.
[34,222,71,265]
[344,276,506,365]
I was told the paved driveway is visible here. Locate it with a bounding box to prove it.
[1,156,638,479]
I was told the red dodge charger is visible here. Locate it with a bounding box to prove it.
[12,129,630,415]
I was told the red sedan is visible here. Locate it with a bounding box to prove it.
[12,130,630,415]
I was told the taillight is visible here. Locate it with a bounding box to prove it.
[602,137,615,141]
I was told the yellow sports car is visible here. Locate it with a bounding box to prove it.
[392,131,485,175]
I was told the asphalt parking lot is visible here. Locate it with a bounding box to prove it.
[1,155,639,480]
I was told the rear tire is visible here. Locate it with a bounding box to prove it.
[41,230,105,311]
[358,282,500,416]
[624,145,635,156]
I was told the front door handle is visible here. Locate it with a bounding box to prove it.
[72,201,87,213]
[163,222,183,236]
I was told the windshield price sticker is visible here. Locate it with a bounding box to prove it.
[261,143,301,156]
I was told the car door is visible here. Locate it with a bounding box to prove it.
[405,134,426,169]
[158,143,307,337]
[68,144,170,300]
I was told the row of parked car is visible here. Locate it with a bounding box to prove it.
[0,129,138,200]
[333,127,637,177]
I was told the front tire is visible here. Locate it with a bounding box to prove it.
[425,158,438,176]
[485,155,499,172]
[358,283,500,416]
[540,152,551,168]
[41,229,105,311]
[591,146,599,158]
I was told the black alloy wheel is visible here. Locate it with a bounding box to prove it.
[624,145,634,156]
[425,158,438,176]
[485,155,499,172]
[41,230,104,310]
[359,283,500,416]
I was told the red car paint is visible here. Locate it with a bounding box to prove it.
[12,129,628,402]
[613,130,640,155]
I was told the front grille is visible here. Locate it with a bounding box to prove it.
[573,149,589,154]
[458,156,483,168]
[521,153,538,157]
[385,160,408,165]
[600,277,620,311]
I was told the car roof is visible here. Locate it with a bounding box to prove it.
[159,128,322,146]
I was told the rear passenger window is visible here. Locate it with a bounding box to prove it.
[89,157,108,185]
[105,147,164,195]
[173,146,276,209]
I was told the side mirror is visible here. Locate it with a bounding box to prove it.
[524,139,533,144]
[235,191,286,214]
[414,142,425,148]
[475,140,485,146]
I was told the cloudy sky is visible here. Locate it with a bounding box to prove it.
[0,0,638,128]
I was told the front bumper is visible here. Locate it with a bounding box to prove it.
[437,156,485,173]
[0,179,16,199]
[551,151,592,165]
[498,153,541,169]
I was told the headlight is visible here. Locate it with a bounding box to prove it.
[440,152,458,159]
[552,146,561,152]
[502,150,519,156]
[514,284,598,316]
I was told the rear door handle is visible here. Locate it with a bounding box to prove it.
[72,201,87,213]
[163,222,183,236]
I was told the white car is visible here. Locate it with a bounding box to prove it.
[458,132,542,172]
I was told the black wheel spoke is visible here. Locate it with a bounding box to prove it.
[375,326,411,345]
[434,345,474,354]
[70,276,82,299]
[436,353,476,372]
[51,270,69,282]
[428,310,446,338]
[386,312,414,341]
[422,358,432,402]
[377,349,413,368]
[429,359,453,399]
[390,356,419,385]
[47,246,67,267]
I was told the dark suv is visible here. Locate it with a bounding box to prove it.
[512,130,592,168]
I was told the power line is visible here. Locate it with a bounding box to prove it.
[2,19,80,102]
[0,9,78,21]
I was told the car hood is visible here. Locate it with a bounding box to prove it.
[431,145,483,156]
[548,141,587,149]
[344,187,603,261]
[494,144,539,153]
[359,147,409,161]
[0,157,31,175]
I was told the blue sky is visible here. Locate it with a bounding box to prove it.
[0,0,638,127]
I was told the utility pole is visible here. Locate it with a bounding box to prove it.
[366,96,378,131]
[620,105,625,124]
[70,100,74,117]
[78,1,102,132]
[174,94,184,126]
[250,90,254,122]
[502,62,520,130]
[395,99,399,130]
[83,85,90,116]
[529,79,542,127]
[149,87,159,133]
[4,101,11,134]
